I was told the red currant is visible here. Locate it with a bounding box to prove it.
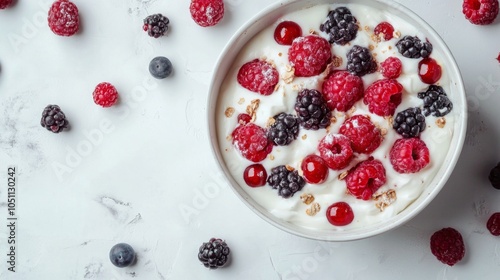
[418,57,442,84]
[301,155,329,184]
[374,22,394,41]
[243,164,267,187]
[237,113,252,125]
[274,21,302,45]
[326,202,354,226]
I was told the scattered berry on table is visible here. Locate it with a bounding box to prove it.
[322,70,364,112]
[143,14,169,38]
[346,45,377,77]
[198,238,230,269]
[380,57,402,79]
[390,138,430,173]
[396,36,433,59]
[93,82,118,107]
[40,105,69,133]
[364,79,403,117]
[267,165,305,198]
[237,113,252,125]
[274,21,302,45]
[190,0,224,27]
[48,0,80,36]
[232,123,273,163]
[487,212,500,236]
[0,0,13,9]
[320,7,358,45]
[393,107,426,138]
[301,154,329,184]
[288,35,332,77]
[339,115,383,154]
[109,243,136,268]
[237,59,279,96]
[497,52,500,63]
[267,113,299,146]
[430,228,465,266]
[294,89,331,130]
[417,85,453,117]
[488,162,500,189]
[462,0,499,25]
[418,57,442,84]
[318,134,353,170]
[326,202,354,226]
[346,159,386,200]
[149,56,173,79]
[374,22,395,41]
[243,164,267,187]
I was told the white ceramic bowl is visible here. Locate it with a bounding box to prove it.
[207,0,467,241]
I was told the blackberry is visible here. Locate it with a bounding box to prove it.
[143,14,169,38]
[267,165,305,198]
[267,112,299,146]
[198,238,230,269]
[396,36,433,59]
[294,89,331,130]
[393,107,426,138]
[320,7,358,45]
[40,105,69,133]
[489,162,500,190]
[346,45,377,76]
[417,85,453,117]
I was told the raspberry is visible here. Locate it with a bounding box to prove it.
[396,36,433,59]
[190,0,224,27]
[322,71,364,112]
[318,134,353,170]
[93,82,119,107]
[288,35,332,77]
[497,52,500,63]
[143,14,170,38]
[267,113,299,146]
[364,79,403,117]
[48,0,80,36]
[346,45,377,77]
[417,85,453,117]
[237,59,279,96]
[326,202,354,226]
[390,138,430,173]
[487,212,500,236]
[294,89,331,130]
[301,155,329,184]
[40,105,69,133]
[393,107,426,138]
[463,0,499,25]
[380,57,402,79]
[430,228,465,266]
[267,165,305,198]
[374,22,394,41]
[488,162,500,189]
[319,7,358,45]
[339,115,383,154]
[345,159,386,200]
[232,123,273,163]
[198,238,230,269]
[237,113,252,125]
[0,0,13,9]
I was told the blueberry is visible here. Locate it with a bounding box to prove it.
[149,56,173,79]
[109,243,136,267]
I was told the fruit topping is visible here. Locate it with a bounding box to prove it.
[288,35,332,77]
[380,57,402,79]
[274,21,302,45]
[374,22,395,41]
[326,202,355,226]
[267,165,305,198]
[301,155,329,184]
[339,115,383,154]
[267,112,299,146]
[322,70,364,112]
[318,134,354,170]
[346,159,386,200]
[390,138,430,174]
[243,164,267,187]
[320,7,358,45]
[417,85,453,117]
[393,107,426,138]
[232,123,273,162]
[396,36,433,59]
[418,57,442,84]
[237,59,279,96]
[346,45,377,77]
[295,89,332,130]
[364,79,403,117]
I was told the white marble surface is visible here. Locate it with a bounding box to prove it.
[0,0,499,279]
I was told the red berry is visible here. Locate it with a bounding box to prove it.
[237,113,252,125]
[232,123,273,162]
[48,0,80,36]
[374,22,394,41]
[288,35,332,77]
[326,202,354,226]
[322,71,364,112]
[93,82,118,107]
[497,52,500,63]
[318,134,353,170]
[389,138,430,173]
[380,57,402,79]
[0,0,12,9]
[301,155,329,184]
[430,228,466,266]
[237,59,279,96]
[339,115,383,154]
[190,0,224,27]
[243,164,267,187]
[463,0,499,25]
[274,21,302,45]
[418,57,442,84]
[487,212,500,236]
[345,159,386,200]
[364,79,403,117]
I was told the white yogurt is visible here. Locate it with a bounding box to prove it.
[216,3,455,230]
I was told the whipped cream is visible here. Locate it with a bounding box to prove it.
[216,3,455,230]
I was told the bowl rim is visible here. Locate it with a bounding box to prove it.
[207,0,467,241]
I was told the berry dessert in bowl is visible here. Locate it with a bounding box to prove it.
[208,0,467,241]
